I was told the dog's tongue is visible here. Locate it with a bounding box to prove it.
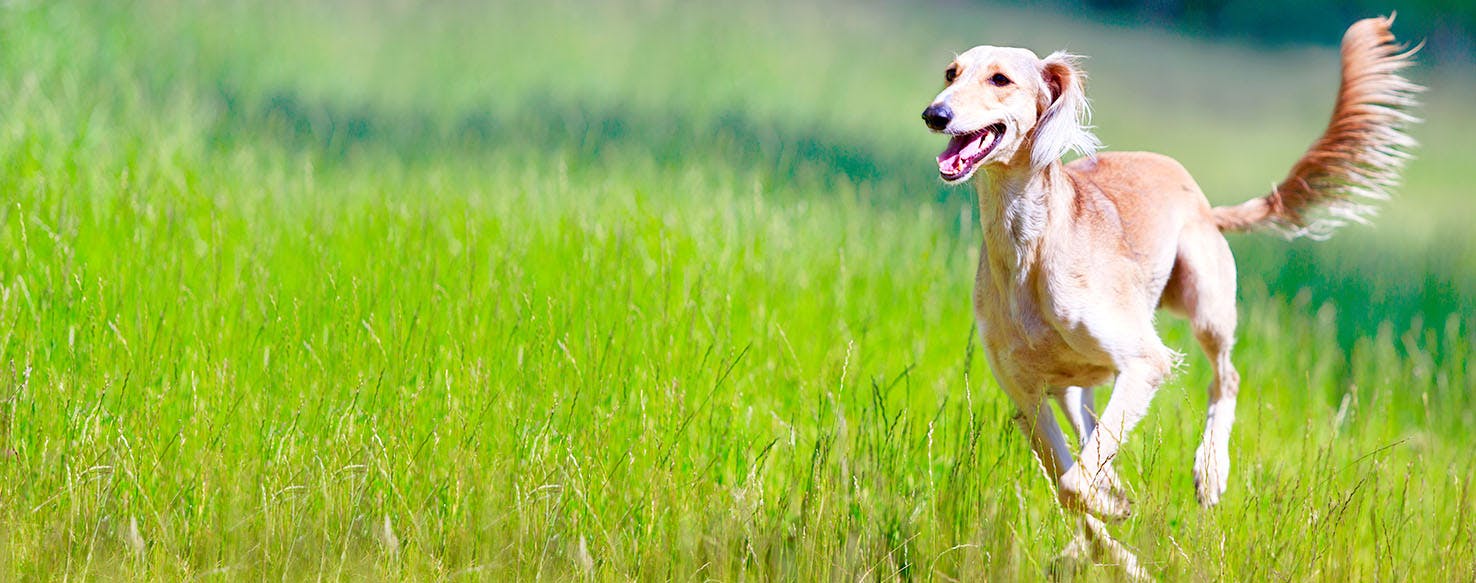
[937,131,988,175]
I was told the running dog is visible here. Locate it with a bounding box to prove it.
[920,16,1419,523]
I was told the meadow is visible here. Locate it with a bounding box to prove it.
[0,0,1472,579]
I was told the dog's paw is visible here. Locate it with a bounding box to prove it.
[1193,443,1230,507]
[1059,464,1133,521]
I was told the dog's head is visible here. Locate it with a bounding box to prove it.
[922,47,1100,183]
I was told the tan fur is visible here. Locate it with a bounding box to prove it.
[922,16,1419,569]
[1215,16,1421,238]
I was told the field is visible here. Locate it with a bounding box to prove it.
[0,0,1473,579]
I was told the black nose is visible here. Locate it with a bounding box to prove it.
[922,103,952,131]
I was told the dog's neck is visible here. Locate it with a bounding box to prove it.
[974,160,1072,284]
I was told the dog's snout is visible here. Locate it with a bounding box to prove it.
[922,103,953,131]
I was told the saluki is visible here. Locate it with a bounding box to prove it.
[921,15,1419,570]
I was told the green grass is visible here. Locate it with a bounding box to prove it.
[0,0,1472,579]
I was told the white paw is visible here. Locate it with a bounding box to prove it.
[1060,464,1133,521]
[1193,443,1230,507]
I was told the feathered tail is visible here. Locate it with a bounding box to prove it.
[1213,16,1422,239]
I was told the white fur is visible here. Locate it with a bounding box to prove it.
[1030,52,1102,169]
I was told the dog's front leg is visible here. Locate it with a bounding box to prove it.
[1055,386,1097,448]
[1061,350,1172,520]
[992,369,1075,484]
[1008,394,1075,482]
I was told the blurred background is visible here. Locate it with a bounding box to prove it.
[147,0,1475,321]
[1034,0,1475,59]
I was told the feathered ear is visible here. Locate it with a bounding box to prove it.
[1032,51,1101,169]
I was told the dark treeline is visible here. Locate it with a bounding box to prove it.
[1034,0,1474,62]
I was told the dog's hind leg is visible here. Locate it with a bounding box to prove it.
[1170,229,1243,507]
[1191,325,1239,507]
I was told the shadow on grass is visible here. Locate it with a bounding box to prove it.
[1236,236,1473,358]
[210,85,959,206]
[207,85,1472,364]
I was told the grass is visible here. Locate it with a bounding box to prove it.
[0,0,1472,579]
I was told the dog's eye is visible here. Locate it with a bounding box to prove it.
[989,73,1012,87]
[944,66,959,83]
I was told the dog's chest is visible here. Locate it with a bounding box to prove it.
[974,251,1115,388]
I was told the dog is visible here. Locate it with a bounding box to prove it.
[920,16,1419,526]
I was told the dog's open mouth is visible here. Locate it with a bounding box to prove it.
[937,123,1005,182]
